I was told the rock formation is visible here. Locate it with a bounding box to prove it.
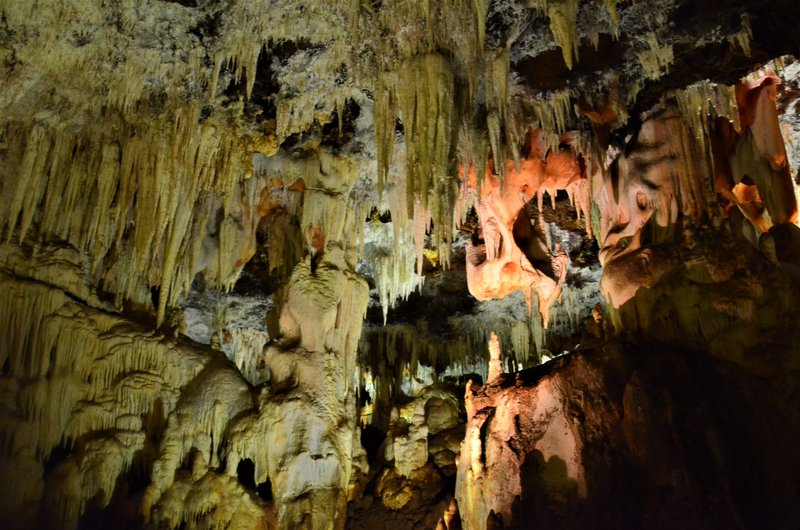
[0,1,799,529]
[457,338,800,530]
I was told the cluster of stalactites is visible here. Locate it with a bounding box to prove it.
[637,32,674,81]
[363,220,421,324]
[672,81,742,221]
[0,1,207,118]
[358,310,548,413]
[372,60,578,280]
[670,73,796,234]
[364,0,528,272]
[374,53,460,271]
[0,107,265,325]
[528,0,582,70]
[206,0,357,142]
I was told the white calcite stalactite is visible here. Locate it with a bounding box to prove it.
[0,112,270,326]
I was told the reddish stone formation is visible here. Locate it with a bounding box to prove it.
[455,340,800,530]
[723,72,798,230]
[463,130,590,325]
[596,76,798,313]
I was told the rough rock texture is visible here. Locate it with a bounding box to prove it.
[457,340,800,530]
[348,382,465,530]
[591,71,800,376]
[1,0,800,529]
[0,265,211,529]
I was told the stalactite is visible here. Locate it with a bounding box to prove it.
[358,292,554,413]
[363,221,420,323]
[0,109,266,325]
[605,0,619,32]
[359,324,486,411]
[638,32,673,81]
[529,0,580,70]
[672,81,744,222]
[728,15,753,57]
[375,71,399,200]
[399,54,457,237]
[487,49,516,180]
[473,0,490,50]
[528,90,574,153]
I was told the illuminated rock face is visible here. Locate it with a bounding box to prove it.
[259,254,368,529]
[456,339,800,530]
[457,343,585,530]
[241,151,369,529]
[593,75,800,374]
[464,132,589,325]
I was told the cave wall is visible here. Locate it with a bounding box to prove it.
[456,340,800,530]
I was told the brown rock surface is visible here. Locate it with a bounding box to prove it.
[456,341,800,530]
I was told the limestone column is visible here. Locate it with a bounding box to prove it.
[260,149,369,529]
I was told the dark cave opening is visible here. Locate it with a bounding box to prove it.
[236,458,273,502]
[360,425,387,467]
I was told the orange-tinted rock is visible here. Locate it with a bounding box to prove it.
[732,73,798,226]
[592,83,800,373]
[455,341,800,530]
[462,131,589,325]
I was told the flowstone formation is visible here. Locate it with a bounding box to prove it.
[1,1,800,529]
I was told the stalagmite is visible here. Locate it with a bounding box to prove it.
[486,332,503,384]
[256,147,370,529]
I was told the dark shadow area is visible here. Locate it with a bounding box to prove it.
[502,341,800,530]
[236,458,273,502]
[360,425,387,467]
[515,34,631,93]
[511,451,580,529]
[160,0,196,6]
[512,206,554,279]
